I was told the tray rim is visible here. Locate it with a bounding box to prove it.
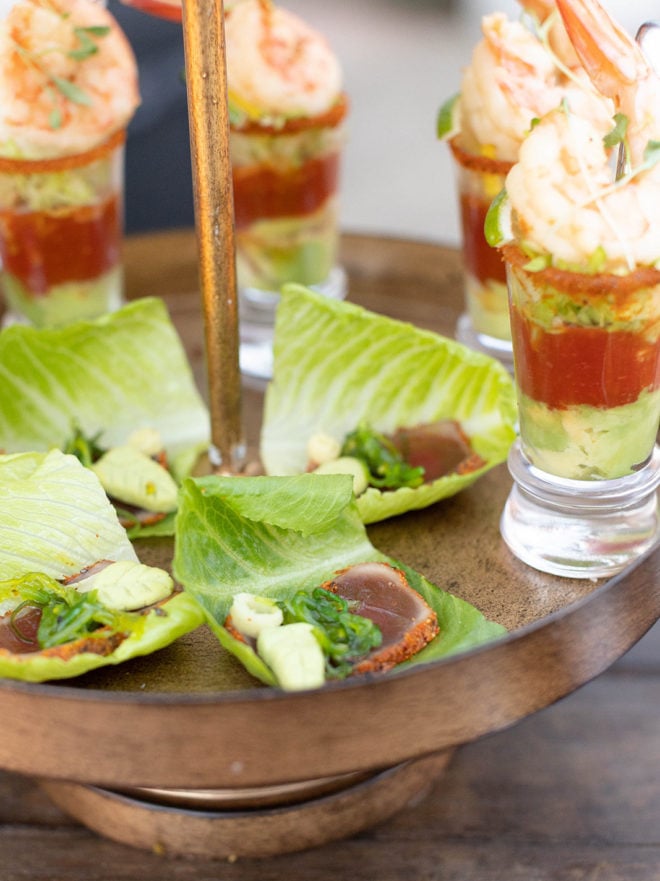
[0,230,657,790]
[0,540,657,789]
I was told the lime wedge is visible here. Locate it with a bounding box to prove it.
[436,93,461,140]
[484,188,512,248]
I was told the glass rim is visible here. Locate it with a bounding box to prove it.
[503,243,660,296]
[0,129,125,175]
[449,138,513,176]
[230,93,349,137]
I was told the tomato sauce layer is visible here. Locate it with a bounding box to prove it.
[510,305,660,409]
[233,152,339,229]
[459,192,506,285]
[0,194,121,295]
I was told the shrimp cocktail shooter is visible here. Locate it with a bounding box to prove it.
[226,0,347,320]
[0,0,139,327]
[488,0,660,577]
[437,0,612,361]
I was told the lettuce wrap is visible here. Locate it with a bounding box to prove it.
[0,450,204,682]
[260,286,517,523]
[0,297,210,536]
[173,473,506,689]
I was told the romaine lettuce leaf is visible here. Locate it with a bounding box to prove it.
[0,297,209,463]
[173,473,506,688]
[0,450,204,682]
[0,591,204,683]
[0,449,137,581]
[260,286,517,523]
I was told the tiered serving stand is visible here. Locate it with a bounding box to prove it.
[0,0,658,859]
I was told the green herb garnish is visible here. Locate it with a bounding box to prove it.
[604,112,629,150]
[642,139,660,168]
[10,17,110,129]
[51,75,92,107]
[38,587,128,648]
[281,588,382,678]
[341,423,425,490]
[604,113,630,179]
[523,254,552,272]
[69,25,111,61]
[63,425,105,467]
[2,572,141,650]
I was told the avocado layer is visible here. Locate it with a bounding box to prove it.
[235,201,338,292]
[3,267,122,327]
[518,388,660,480]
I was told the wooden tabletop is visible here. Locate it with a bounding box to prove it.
[2,230,659,879]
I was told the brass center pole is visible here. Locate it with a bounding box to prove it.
[181,0,245,472]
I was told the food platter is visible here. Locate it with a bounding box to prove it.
[0,231,658,856]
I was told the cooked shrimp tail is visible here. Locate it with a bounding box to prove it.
[518,0,581,69]
[520,0,556,19]
[556,0,647,101]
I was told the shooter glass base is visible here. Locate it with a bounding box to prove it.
[239,266,347,381]
[456,312,514,371]
[501,440,660,579]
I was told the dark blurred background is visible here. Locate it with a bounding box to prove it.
[109,0,195,233]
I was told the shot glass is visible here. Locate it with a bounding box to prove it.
[231,98,348,380]
[449,139,513,367]
[500,246,660,577]
[0,130,126,328]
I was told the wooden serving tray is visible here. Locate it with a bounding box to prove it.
[0,231,657,798]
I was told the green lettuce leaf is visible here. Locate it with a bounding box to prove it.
[0,450,204,681]
[0,449,137,581]
[0,591,204,683]
[261,286,517,523]
[0,297,209,464]
[173,473,506,688]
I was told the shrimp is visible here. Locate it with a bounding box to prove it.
[520,0,558,19]
[225,0,342,123]
[456,11,611,162]
[518,0,581,68]
[505,0,660,271]
[0,0,140,160]
[556,0,660,164]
